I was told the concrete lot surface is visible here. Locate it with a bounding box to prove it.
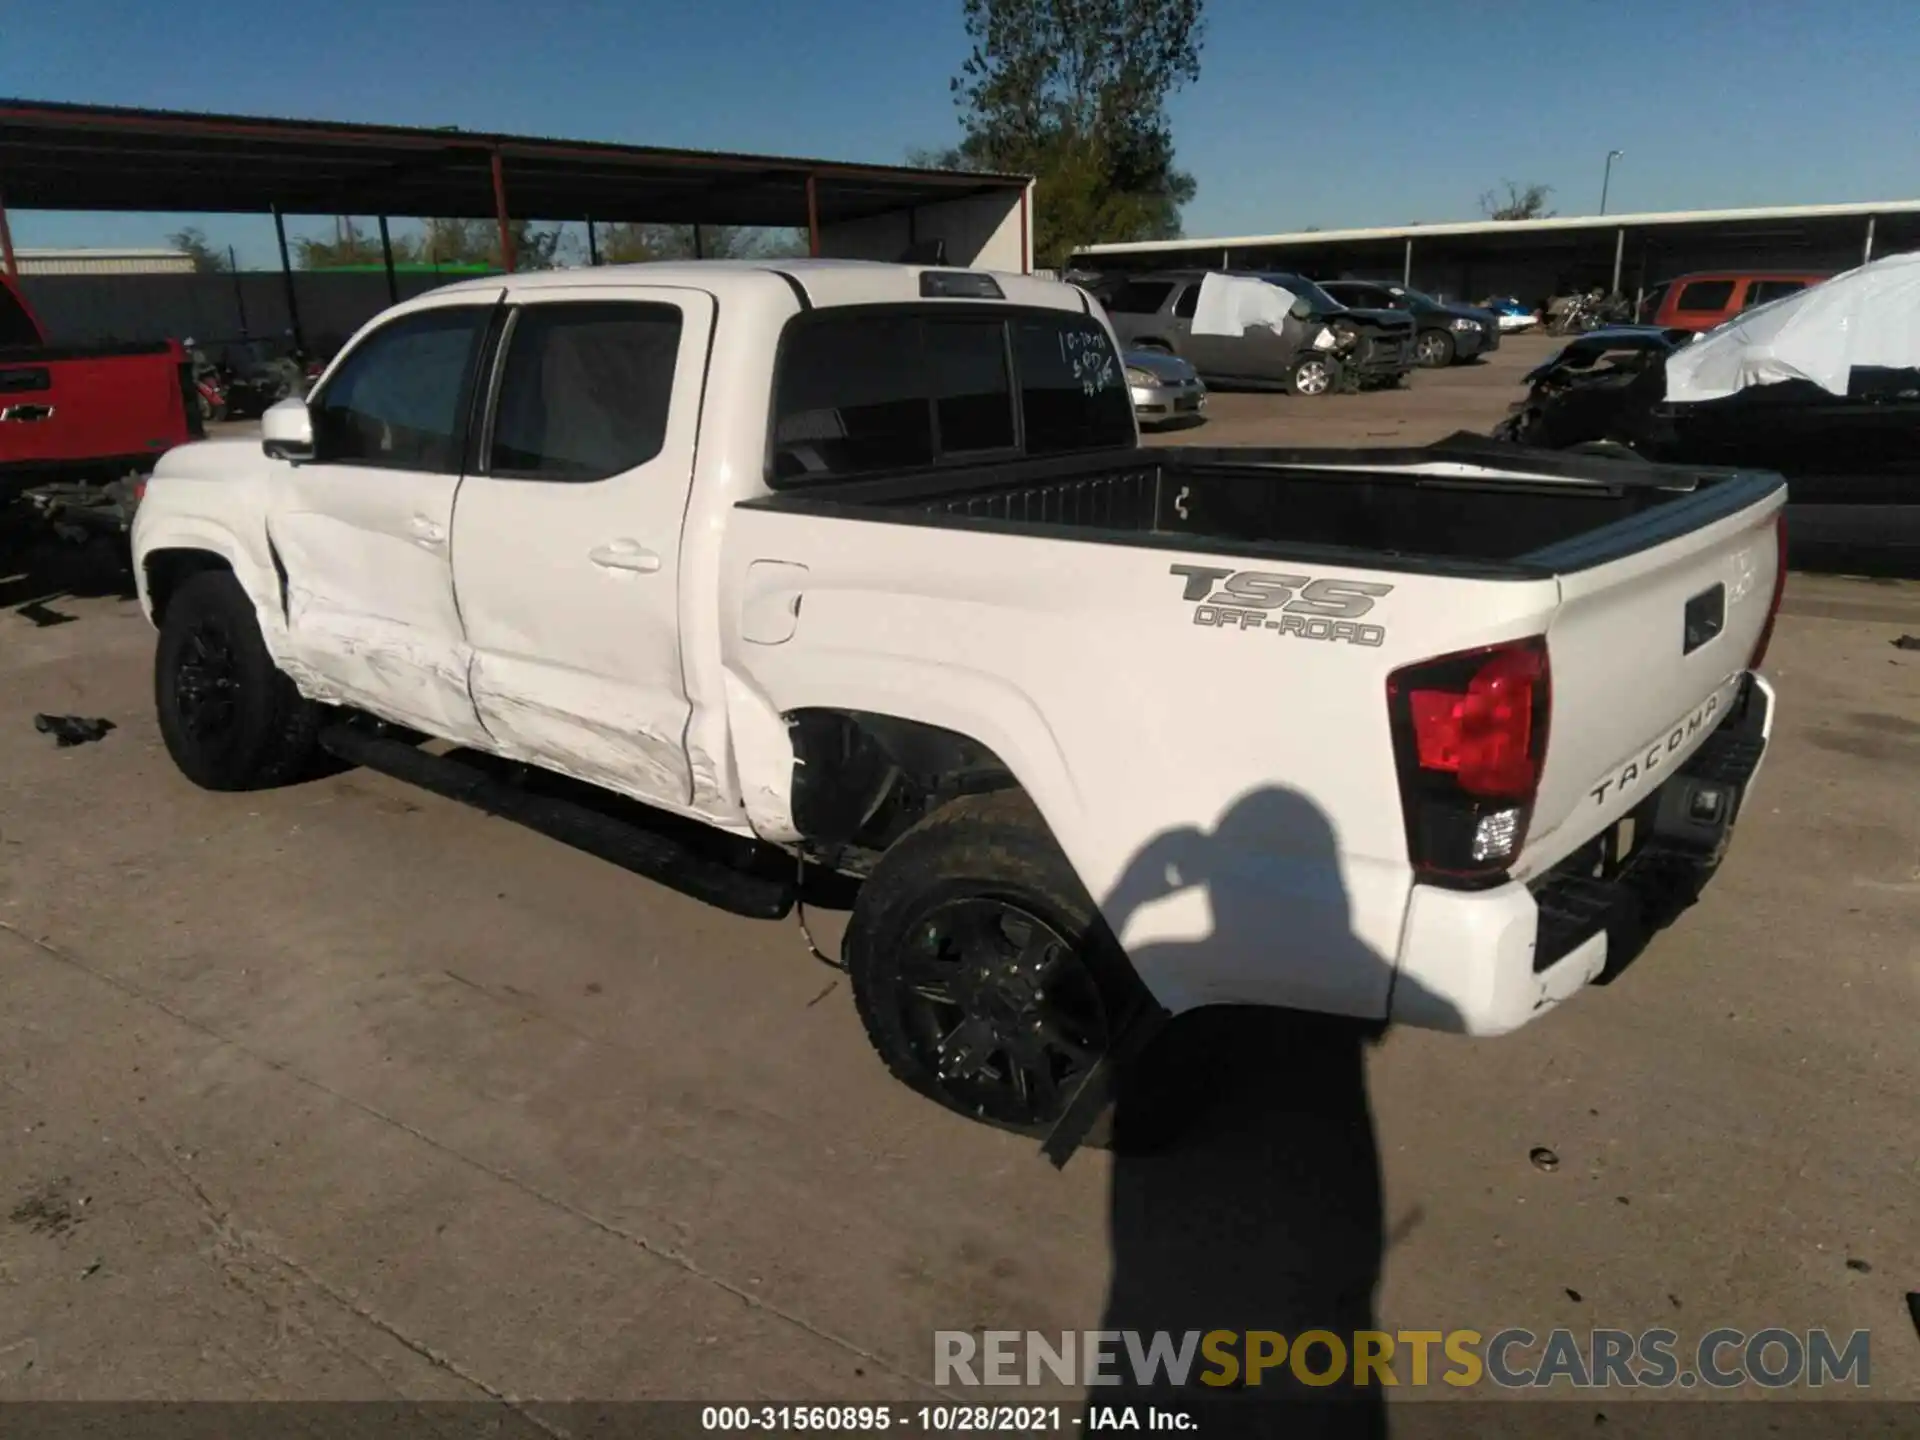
[2,342,1916,1413]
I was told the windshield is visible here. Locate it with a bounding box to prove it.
[1259,273,1341,312]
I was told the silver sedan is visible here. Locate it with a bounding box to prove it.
[1124,349,1208,428]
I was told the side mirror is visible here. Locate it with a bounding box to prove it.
[1289,297,1313,320]
[262,397,314,462]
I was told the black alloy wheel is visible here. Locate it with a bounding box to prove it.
[893,896,1110,1128]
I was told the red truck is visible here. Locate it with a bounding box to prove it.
[2,271,200,534]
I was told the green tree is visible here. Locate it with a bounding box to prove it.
[167,226,232,272]
[939,0,1205,267]
[294,218,394,269]
[1479,181,1555,221]
[595,222,808,263]
[417,217,572,271]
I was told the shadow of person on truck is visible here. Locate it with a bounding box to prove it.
[1091,787,1464,1439]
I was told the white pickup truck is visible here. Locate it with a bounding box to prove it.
[132,260,1785,1149]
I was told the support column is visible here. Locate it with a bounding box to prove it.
[1402,238,1413,287]
[272,205,305,353]
[806,173,821,257]
[1864,215,1877,264]
[490,150,517,273]
[693,224,704,260]
[0,186,17,281]
[1610,227,1626,296]
[377,215,398,304]
[229,246,249,337]
[586,218,600,266]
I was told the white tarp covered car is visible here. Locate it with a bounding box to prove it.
[1189,271,1300,337]
[1665,251,1920,402]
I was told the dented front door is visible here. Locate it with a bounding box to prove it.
[449,286,715,812]
[265,296,500,744]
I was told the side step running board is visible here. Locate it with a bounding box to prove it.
[317,725,795,921]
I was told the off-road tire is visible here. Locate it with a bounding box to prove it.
[155,569,322,791]
[845,791,1150,1139]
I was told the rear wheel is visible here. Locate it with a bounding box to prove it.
[1415,329,1455,367]
[845,793,1145,1136]
[155,569,321,791]
[1288,354,1335,397]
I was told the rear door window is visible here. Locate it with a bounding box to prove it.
[488,301,683,480]
[1172,284,1200,319]
[1107,281,1176,315]
[1674,280,1736,313]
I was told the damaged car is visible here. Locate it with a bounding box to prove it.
[1493,254,1920,568]
[1102,269,1414,395]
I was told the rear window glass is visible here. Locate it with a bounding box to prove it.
[0,283,39,347]
[770,308,1130,482]
[1746,279,1809,307]
[1107,281,1176,314]
[1172,284,1199,319]
[773,314,936,479]
[1014,314,1134,456]
[928,317,1016,454]
[1674,280,1735,313]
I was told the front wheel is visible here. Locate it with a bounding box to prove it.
[1415,329,1456,367]
[1288,354,1336,397]
[845,793,1146,1136]
[155,569,322,790]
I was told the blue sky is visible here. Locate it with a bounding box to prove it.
[5,0,1917,266]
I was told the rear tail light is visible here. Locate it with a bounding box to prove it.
[1387,636,1551,885]
[1747,509,1789,670]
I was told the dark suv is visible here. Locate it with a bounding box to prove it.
[1099,270,1415,395]
[1320,281,1500,367]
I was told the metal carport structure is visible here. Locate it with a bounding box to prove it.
[0,98,1034,345]
[1071,201,1920,308]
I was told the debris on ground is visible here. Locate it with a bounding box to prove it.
[1846,1257,1873,1273]
[9,1181,81,1237]
[1907,1293,1919,1340]
[32,714,115,747]
[1894,635,1920,651]
[1530,1146,1561,1172]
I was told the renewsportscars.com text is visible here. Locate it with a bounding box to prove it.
[934,1327,1871,1390]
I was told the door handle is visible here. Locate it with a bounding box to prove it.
[1,404,54,422]
[589,540,662,574]
[407,513,446,546]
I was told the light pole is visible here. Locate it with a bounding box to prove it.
[1600,149,1624,215]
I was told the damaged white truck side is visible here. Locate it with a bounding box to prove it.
[132,260,1786,1150]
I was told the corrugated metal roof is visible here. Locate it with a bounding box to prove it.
[1076,200,1920,255]
[14,246,196,275]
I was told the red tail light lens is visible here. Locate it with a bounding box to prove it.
[1406,643,1546,798]
[1388,636,1552,885]
[1747,510,1789,670]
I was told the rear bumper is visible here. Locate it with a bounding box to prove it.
[1389,672,1775,1035]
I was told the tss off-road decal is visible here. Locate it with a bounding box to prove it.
[1169,563,1393,647]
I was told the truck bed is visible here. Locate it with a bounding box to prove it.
[740,433,1784,577]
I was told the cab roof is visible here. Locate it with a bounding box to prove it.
[431,260,1086,313]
